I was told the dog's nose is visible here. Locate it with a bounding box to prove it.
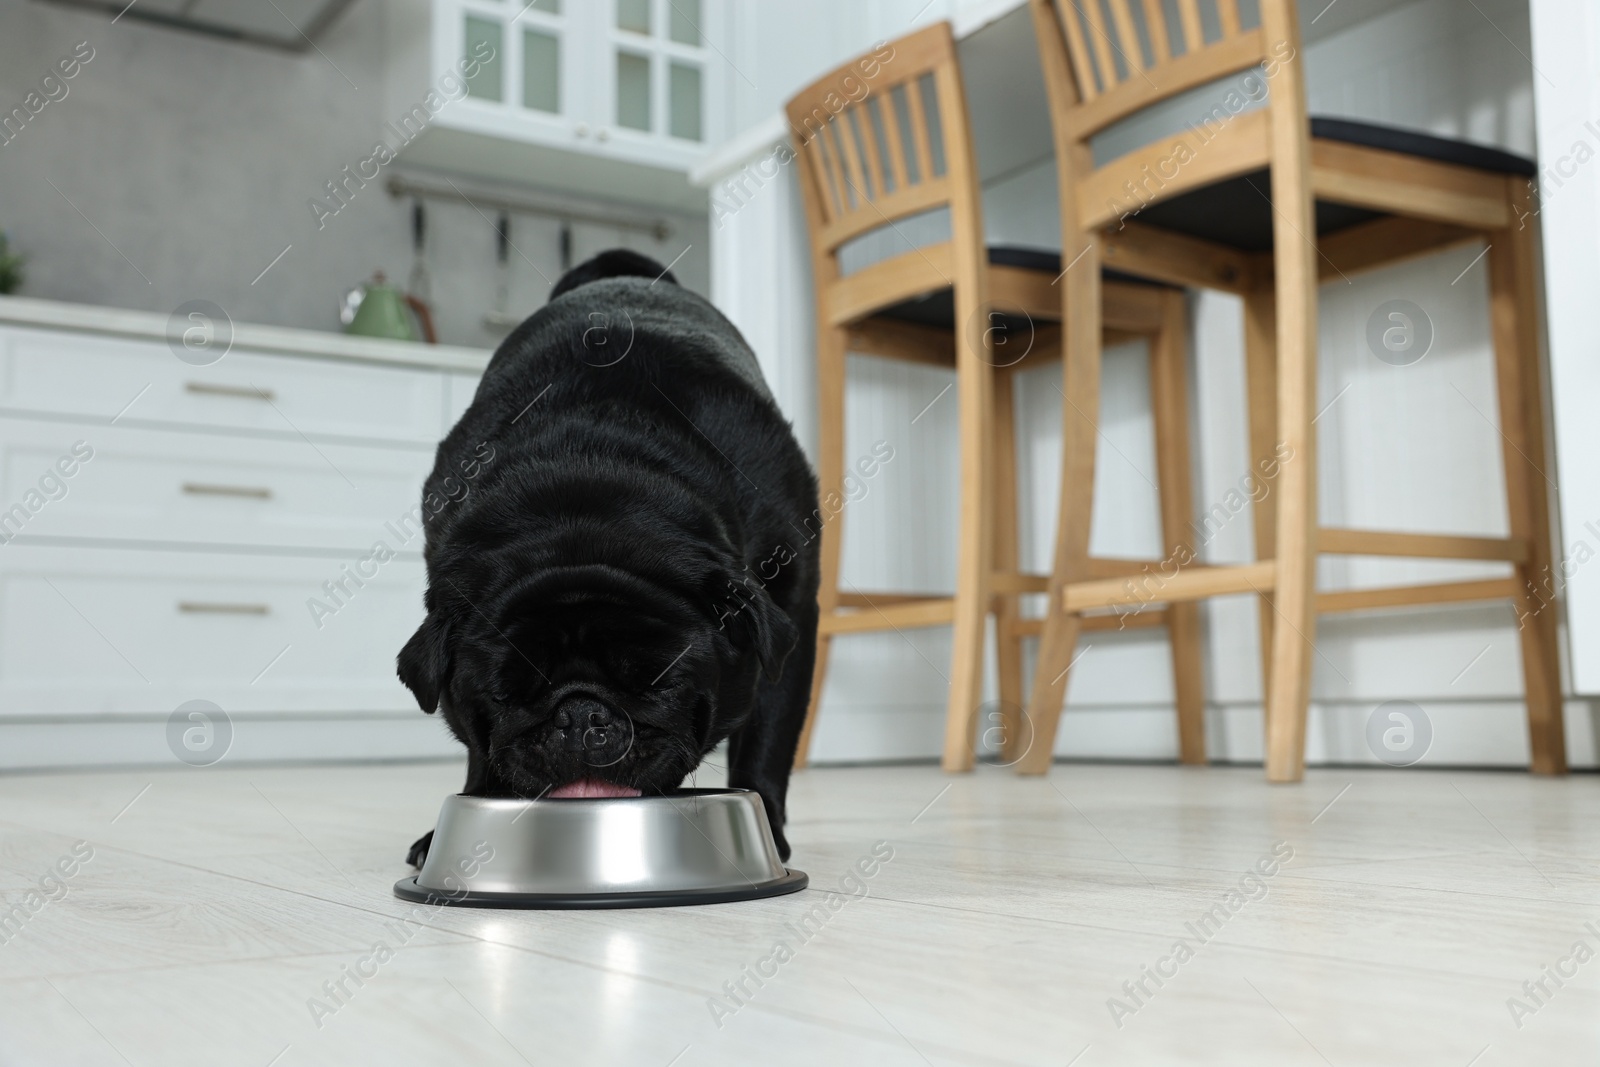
[555,696,612,728]
[552,696,631,764]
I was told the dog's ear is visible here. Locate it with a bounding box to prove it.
[397,612,452,714]
[718,576,798,683]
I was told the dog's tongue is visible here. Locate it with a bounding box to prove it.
[547,778,642,799]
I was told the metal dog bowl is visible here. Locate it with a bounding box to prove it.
[393,789,807,909]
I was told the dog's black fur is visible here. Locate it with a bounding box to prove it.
[397,250,819,864]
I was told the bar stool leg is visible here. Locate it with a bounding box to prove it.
[1243,286,1281,730]
[1262,259,1319,782]
[1149,290,1207,765]
[1017,236,1102,776]
[1488,180,1567,775]
[992,365,1027,763]
[793,325,849,770]
[1263,310,1318,786]
[1262,0,1318,785]
[942,293,996,773]
[939,46,997,773]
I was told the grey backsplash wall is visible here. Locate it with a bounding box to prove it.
[0,0,709,348]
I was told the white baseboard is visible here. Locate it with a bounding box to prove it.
[0,713,463,772]
[6,699,1594,773]
[805,699,1600,769]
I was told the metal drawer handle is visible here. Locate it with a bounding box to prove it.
[182,482,273,500]
[177,601,270,615]
[185,381,276,401]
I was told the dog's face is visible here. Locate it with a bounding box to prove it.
[397,553,795,800]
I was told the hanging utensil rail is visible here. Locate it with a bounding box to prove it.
[384,177,671,241]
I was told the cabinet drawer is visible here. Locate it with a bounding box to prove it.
[0,545,427,715]
[0,421,433,551]
[445,372,481,432]
[0,327,446,443]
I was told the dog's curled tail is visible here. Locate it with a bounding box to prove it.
[549,249,676,301]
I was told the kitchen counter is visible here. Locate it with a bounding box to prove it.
[0,295,490,769]
[0,294,492,374]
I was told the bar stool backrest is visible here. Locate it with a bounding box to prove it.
[1033,0,1299,132]
[784,22,986,288]
[1030,0,1307,234]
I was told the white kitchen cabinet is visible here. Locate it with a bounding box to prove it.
[444,0,724,169]
[0,296,488,768]
[0,544,428,717]
[0,421,433,553]
[0,327,448,445]
[389,0,727,210]
[445,371,480,430]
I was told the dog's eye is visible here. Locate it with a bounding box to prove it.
[613,657,651,687]
[612,653,670,690]
[489,675,533,706]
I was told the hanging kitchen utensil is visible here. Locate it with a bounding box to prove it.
[483,210,522,332]
[404,200,438,344]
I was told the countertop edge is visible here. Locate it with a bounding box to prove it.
[0,295,495,374]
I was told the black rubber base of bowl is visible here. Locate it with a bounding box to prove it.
[393,868,808,910]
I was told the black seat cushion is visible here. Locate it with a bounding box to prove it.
[1313,117,1535,178]
[875,118,1533,314]
[876,246,1167,330]
[988,245,1174,283]
[1130,117,1535,253]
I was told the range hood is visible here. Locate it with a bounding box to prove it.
[38,0,357,52]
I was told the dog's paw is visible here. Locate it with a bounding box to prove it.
[406,830,434,869]
[771,824,791,864]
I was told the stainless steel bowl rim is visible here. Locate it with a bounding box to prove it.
[400,787,807,909]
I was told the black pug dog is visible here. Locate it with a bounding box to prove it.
[397,249,818,864]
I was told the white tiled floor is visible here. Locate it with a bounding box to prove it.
[1,760,1595,1066]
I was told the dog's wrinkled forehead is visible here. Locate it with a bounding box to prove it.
[490,569,718,689]
[506,602,691,680]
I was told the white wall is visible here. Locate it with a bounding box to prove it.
[0,0,710,345]
[1004,0,1581,768]
[1530,0,1600,695]
[722,0,1039,137]
[707,0,1600,767]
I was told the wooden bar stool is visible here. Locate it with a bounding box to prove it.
[785,22,1205,772]
[1020,0,1565,781]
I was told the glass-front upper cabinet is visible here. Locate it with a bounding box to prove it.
[435,0,724,173]
[610,0,708,145]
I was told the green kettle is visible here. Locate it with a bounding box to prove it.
[341,272,419,342]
